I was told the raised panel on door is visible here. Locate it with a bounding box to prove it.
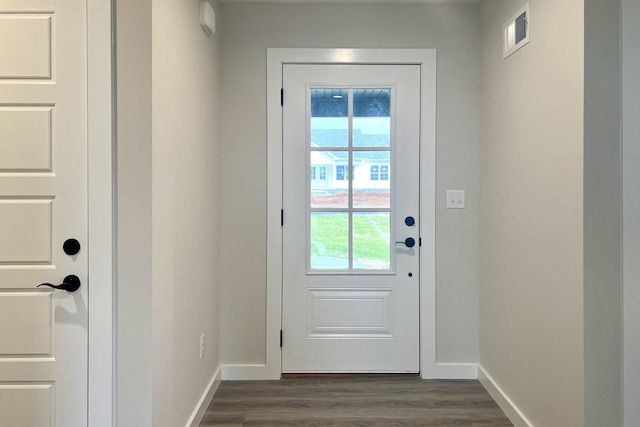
[0,384,54,427]
[0,107,53,171]
[0,293,52,356]
[307,288,395,338]
[0,1,89,426]
[0,15,52,79]
[0,198,53,264]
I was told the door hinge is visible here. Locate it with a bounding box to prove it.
[281,209,284,226]
[280,88,284,106]
[280,330,283,347]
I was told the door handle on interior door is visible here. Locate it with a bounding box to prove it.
[395,237,416,248]
[37,275,81,292]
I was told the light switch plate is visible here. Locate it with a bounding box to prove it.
[446,190,466,209]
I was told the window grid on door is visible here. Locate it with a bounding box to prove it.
[308,86,394,272]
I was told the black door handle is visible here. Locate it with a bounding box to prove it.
[37,275,81,292]
[396,237,416,248]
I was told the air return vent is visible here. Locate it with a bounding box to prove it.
[503,3,530,59]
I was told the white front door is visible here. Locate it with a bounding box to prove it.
[282,64,421,372]
[0,1,89,425]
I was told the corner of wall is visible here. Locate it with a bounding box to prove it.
[140,0,224,425]
[478,0,586,425]
[115,0,154,425]
[185,366,222,427]
[478,366,534,427]
[583,0,622,425]
[622,1,640,424]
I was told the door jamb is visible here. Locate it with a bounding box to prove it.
[87,0,115,424]
[264,48,437,379]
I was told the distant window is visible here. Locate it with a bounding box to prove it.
[336,165,349,181]
[370,165,389,181]
[370,165,379,181]
[380,165,389,181]
[311,166,326,180]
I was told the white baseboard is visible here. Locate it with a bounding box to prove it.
[224,363,477,380]
[478,366,533,427]
[222,364,276,380]
[185,365,222,427]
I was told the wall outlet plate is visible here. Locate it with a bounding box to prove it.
[199,333,205,360]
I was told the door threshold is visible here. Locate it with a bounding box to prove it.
[282,373,420,379]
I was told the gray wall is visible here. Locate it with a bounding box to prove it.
[219,3,481,366]
[116,1,222,426]
[116,0,153,424]
[584,0,622,425]
[479,1,585,425]
[622,0,640,424]
[151,0,222,426]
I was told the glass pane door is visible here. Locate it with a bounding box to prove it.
[309,87,393,271]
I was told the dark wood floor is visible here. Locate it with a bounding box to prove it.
[199,375,513,426]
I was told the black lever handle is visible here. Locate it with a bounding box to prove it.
[396,237,416,248]
[37,275,81,293]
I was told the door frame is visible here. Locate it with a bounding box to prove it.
[87,0,115,425]
[264,48,437,379]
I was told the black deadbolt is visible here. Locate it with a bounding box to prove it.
[63,239,81,256]
[405,216,416,226]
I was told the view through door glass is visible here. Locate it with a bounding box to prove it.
[310,88,392,271]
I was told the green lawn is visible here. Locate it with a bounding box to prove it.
[311,213,390,266]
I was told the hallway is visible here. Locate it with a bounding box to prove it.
[200,376,513,426]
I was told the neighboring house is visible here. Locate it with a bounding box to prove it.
[310,129,391,193]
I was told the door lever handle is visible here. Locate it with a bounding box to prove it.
[396,237,416,248]
[37,275,81,292]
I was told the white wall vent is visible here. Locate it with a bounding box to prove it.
[503,3,530,59]
[200,1,216,37]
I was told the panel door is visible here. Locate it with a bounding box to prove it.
[0,1,89,425]
[282,64,421,372]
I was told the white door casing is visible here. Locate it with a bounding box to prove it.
[239,48,439,383]
[86,0,114,424]
[0,0,91,425]
[282,64,421,372]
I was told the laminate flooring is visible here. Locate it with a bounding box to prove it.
[199,375,513,427]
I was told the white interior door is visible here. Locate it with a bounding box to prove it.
[0,1,88,425]
[282,64,421,372]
